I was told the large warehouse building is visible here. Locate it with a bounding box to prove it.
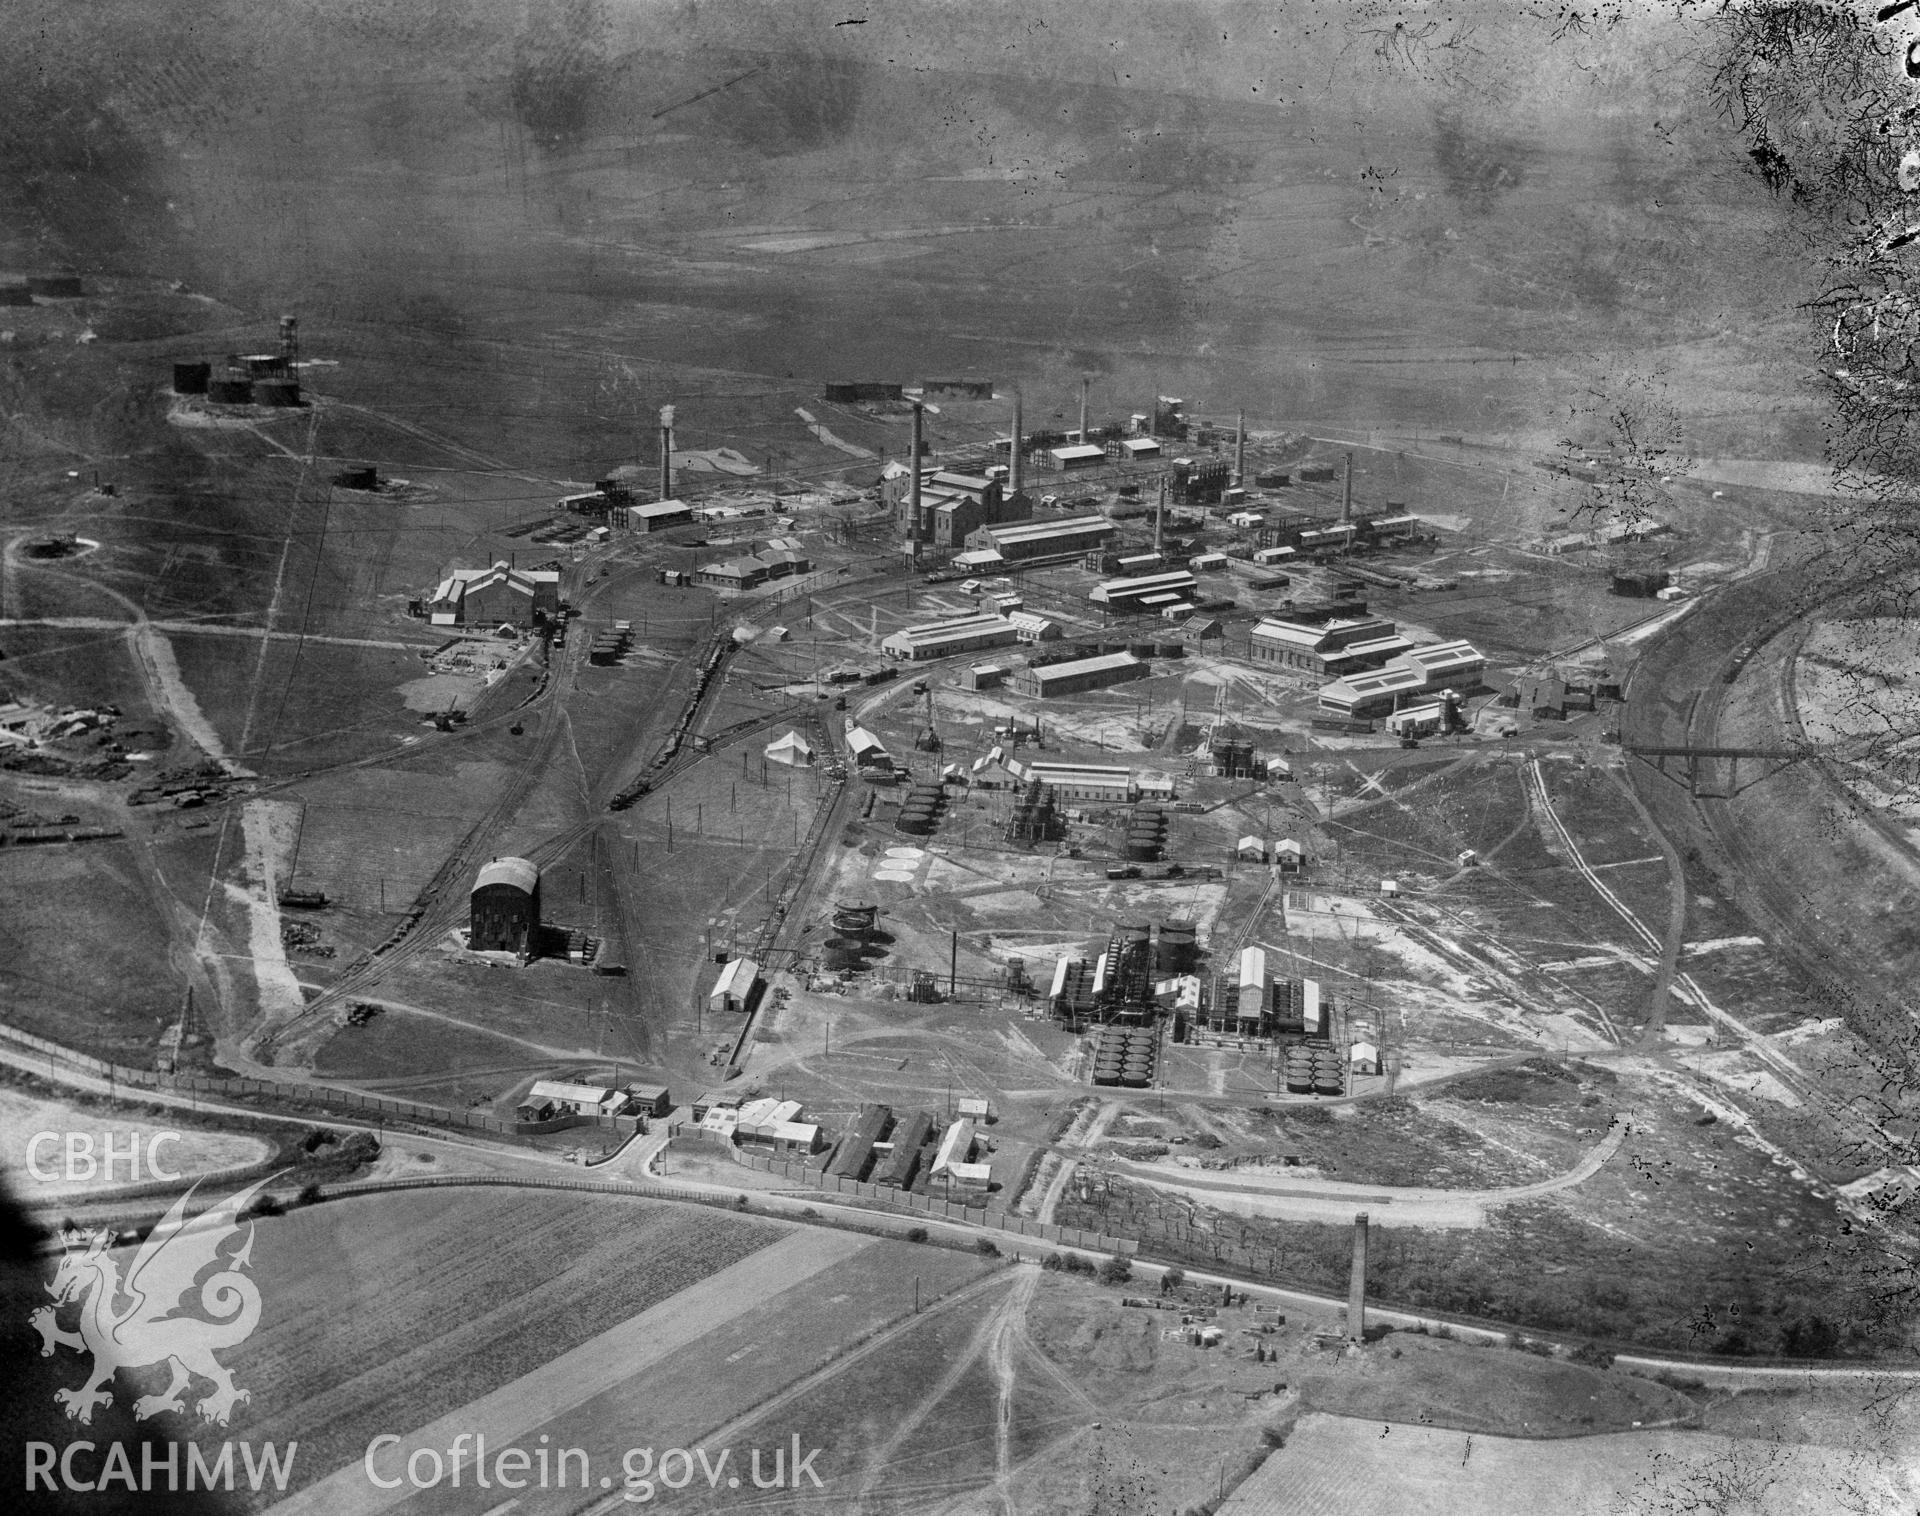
[881,612,1019,661]
[470,857,540,954]
[1318,638,1488,719]
[1248,614,1412,677]
[1010,650,1147,698]
[429,563,561,628]
[963,514,1115,564]
[895,469,1030,548]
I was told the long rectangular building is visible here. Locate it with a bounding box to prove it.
[1010,651,1147,699]
[1014,761,1134,803]
[880,612,1018,661]
[1318,638,1487,719]
[1090,569,1198,609]
[1249,615,1409,677]
[964,513,1115,563]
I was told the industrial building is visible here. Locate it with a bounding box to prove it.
[880,612,1018,661]
[1089,569,1199,613]
[428,563,561,628]
[1014,762,1135,804]
[894,469,1029,548]
[1248,615,1412,677]
[709,956,762,1015]
[961,663,1007,691]
[470,857,540,954]
[1009,611,1062,643]
[872,1110,935,1187]
[520,1080,629,1119]
[696,547,810,594]
[846,726,893,769]
[1047,443,1107,470]
[828,1104,893,1180]
[1010,651,1147,699]
[963,514,1115,564]
[1317,639,1487,720]
[823,381,904,403]
[920,378,996,399]
[734,1097,822,1155]
[1315,663,1428,721]
[627,499,695,532]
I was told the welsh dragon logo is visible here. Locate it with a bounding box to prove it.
[31,1174,276,1426]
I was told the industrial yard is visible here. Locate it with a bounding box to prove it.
[2,3,1919,1513]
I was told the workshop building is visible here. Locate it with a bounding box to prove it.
[880,612,1018,661]
[470,857,540,954]
[1010,651,1147,698]
[964,514,1115,564]
[429,563,561,628]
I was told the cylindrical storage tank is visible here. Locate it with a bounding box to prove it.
[27,274,82,298]
[1124,842,1160,862]
[253,377,301,407]
[1124,922,1151,944]
[833,901,879,937]
[824,945,862,971]
[1128,642,1155,658]
[0,285,32,306]
[1157,924,1197,972]
[208,377,254,405]
[1157,642,1185,658]
[243,353,288,376]
[1120,1070,1149,1088]
[172,361,211,395]
[895,813,932,834]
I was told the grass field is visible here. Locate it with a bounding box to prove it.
[321,1230,998,1516]
[0,1086,271,1199]
[1222,1411,1915,1516]
[164,1189,788,1505]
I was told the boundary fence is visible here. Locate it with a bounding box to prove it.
[718,1142,1136,1256]
[0,1020,633,1142]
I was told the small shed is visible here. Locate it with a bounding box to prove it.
[709,956,762,1015]
[956,1097,992,1122]
[525,1080,625,1117]
[1274,839,1306,874]
[1235,836,1267,863]
[1349,1042,1381,1075]
[625,1083,673,1118]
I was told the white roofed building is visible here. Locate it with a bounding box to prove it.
[880,612,1018,662]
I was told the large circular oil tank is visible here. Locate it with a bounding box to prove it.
[253,377,302,407]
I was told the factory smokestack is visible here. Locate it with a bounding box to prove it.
[1079,377,1089,446]
[1342,450,1354,525]
[659,405,676,502]
[279,314,299,368]
[1010,391,1024,500]
[907,400,924,562]
[1234,410,1246,488]
[1155,477,1165,555]
[1347,1212,1369,1343]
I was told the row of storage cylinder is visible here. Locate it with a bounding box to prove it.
[894,782,946,835]
[1283,1040,1345,1096]
[1123,806,1168,863]
[1092,1024,1157,1087]
[172,360,301,407]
